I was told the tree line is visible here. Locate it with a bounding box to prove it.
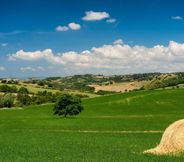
[0,85,59,108]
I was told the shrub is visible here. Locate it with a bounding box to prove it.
[53,94,83,117]
[18,87,29,94]
[0,85,11,92]
[17,93,31,106]
[0,93,15,108]
[96,90,117,95]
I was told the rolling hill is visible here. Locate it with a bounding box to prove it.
[0,89,184,161]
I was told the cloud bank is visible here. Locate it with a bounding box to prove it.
[8,41,184,74]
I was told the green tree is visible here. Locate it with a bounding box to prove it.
[38,81,45,86]
[17,93,31,106]
[10,86,18,93]
[0,93,15,108]
[0,85,11,92]
[18,87,29,94]
[53,94,83,117]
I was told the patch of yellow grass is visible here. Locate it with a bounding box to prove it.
[91,81,148,92]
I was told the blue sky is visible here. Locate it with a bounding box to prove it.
[1,0,184,77]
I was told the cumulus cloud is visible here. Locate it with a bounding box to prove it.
[56,26,69,32]
[106,18,116,23]
[56,22,81,31]
[0,66,5,71]
[113,39,123,45]
[68,22,81,30]
[171,16,183,20]
[8,40,184,74]
[82,11,110,21]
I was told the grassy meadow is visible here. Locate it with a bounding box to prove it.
[0,89,184,161]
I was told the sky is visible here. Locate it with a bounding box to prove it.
[1,0,184,77]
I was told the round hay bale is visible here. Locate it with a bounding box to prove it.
[144,119,184,155]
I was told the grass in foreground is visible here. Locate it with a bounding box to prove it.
[0,89,184,161]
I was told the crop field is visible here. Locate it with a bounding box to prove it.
[0,89,184,161]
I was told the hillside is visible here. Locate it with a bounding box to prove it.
[1,72,184,98]
[0,89,184,161]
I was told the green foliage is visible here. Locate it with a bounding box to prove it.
[1,80,7,83]
[0,85,11,92]
[37,81,45,86]
[146,74,184,89]
[96,90,118,95]
[17,93,31,106]
[0,93,15,108]
[7,80,19,84]
[18,87,29,94]
[0,85,15,93]
[54,94,83,117]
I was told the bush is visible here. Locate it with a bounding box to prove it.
[18,87,29,94]
[0,85,18,93]
[1,80,7,83]
[38,81,45,86]
[96,90,118,95]
[17,93,31,106]
[0,93,15,108]
[53,94,83,117]
[10,86,18,93]
[0,85,11,92]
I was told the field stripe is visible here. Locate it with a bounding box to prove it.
[47,130,163,134]
[10,129,163,134]
[80,115,166,119]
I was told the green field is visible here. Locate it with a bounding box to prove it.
[0,89,184,161]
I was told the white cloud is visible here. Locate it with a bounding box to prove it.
[68,22,81,30]
[56,23,81,31]
[171,16,183,20]
[82,11,110,21]
[9,49,53,61]
[1,43,8,47]
[106,18,116,23]
[20,67,36,72]
[37,66,45,71]
[113,39,123,45]
[0,66,5,71]
[9,40,184,74]
[56,26,69,32]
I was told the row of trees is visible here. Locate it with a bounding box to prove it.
[0,85,59,108]
[0,92,84,118]
[17,90,58,106]
[0,85,29,93]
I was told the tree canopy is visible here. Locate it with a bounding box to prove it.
[53,94,83,117]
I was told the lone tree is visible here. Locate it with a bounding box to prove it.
[54,94,83,117]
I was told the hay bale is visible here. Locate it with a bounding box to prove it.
[144,119,184,155]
